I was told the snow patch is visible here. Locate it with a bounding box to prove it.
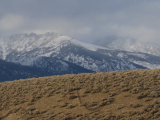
[127,53,147,59]
[132,61,160,69]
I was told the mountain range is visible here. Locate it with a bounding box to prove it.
[1,32,160,81]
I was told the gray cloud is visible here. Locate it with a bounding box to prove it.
[0,0,160,45]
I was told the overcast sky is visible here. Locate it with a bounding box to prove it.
[0,0,160,44]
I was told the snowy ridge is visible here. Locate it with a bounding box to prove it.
[0,32,107,60]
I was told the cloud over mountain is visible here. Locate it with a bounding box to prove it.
[1,0,160,45]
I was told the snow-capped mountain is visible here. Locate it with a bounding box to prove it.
[94,37,160,56]
[1,32,160,82]
[0,32,146,73]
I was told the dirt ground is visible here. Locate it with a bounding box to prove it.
[0,69,160,120]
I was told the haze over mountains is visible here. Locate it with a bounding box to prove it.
[1,32,160,81]
[93,36,160,56]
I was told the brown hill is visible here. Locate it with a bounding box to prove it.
[0,69,160,120]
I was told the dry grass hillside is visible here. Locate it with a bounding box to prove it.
[1,69,160,120]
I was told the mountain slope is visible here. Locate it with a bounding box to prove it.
[0,58,92,82]
[29,56,93,74]
[52,44,147,71]
[1,69,160,119]
[0,59,46,82]
[98,49,160,69]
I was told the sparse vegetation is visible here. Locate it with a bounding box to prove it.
[1,69,160,119]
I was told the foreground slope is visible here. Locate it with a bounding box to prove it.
[1,69,160,120]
